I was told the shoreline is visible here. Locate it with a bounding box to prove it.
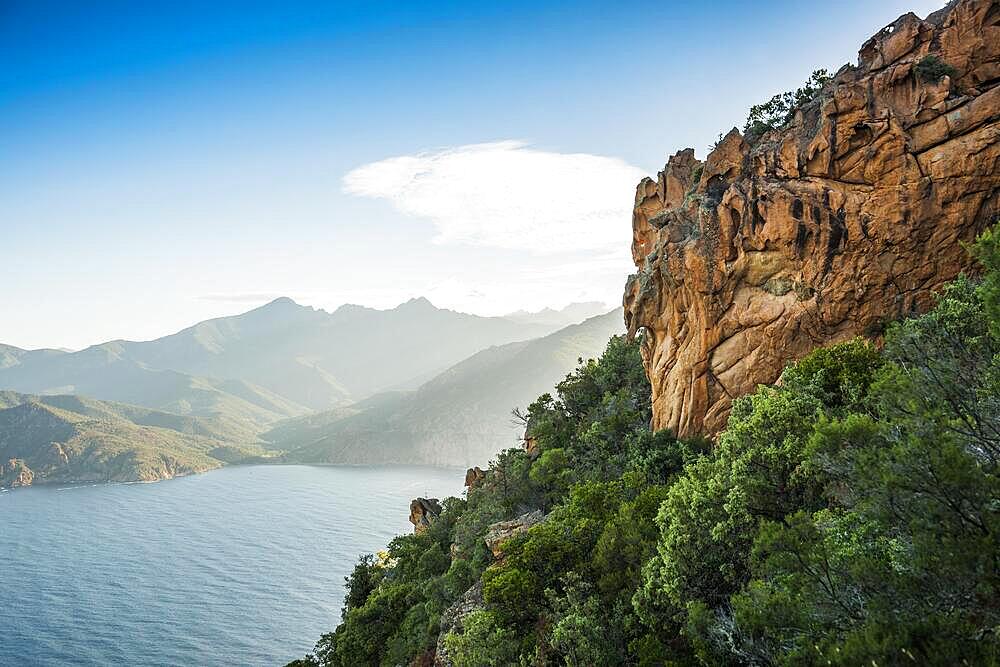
[0,460,469,494]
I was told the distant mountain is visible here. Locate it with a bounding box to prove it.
[0,344,66,370]
[0,298,561,423]
[503,302,612,329]
[0,392,268,489]
[268,309,624,467]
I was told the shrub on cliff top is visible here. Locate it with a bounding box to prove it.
[743,69,831,142]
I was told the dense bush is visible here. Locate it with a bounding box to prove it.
[915,54,958,83]
[743,69,831,142]
[293,227,1000,666]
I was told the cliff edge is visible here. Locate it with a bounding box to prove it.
[625,0,1000,437]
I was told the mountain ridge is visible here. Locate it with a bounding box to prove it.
[0,296,591,418]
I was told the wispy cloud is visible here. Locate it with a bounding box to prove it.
[343,141,645,254]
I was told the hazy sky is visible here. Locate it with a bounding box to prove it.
[1,0,944,350]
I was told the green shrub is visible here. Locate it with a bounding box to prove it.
[915,54,957,83]
[743,69,831,141]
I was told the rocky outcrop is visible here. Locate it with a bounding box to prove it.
[484,509,546,560]
[625,0,1000,437]
[409,497,443,534]
[433,581,484,667]
[433,510,546,663]
[0,458,33,488]
[463,466,486,489]
[522,434,540,459]
[522,420,542,459]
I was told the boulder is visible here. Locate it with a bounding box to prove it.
[433,581,484,667]
[463,466,486,489]
[409,497,442,534]
[0,458,34,488]
[484,510,546,560]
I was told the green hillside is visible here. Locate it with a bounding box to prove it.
[291,228,1000,667]
[0,392,270,489]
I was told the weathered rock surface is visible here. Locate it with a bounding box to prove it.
[625,0,1000,437]
[522,419,542,459]
[522,434,541,459]
[409,497,443,534]
[433,581,484,667]
[484,509,546,560]
[463,466,486,489]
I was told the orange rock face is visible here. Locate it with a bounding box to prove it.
[409,497,442,534]
[463,466,486,489]
[625,0,1000,438]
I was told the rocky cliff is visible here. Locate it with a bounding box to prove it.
[625,0,1000,437]
[409,497,443,533]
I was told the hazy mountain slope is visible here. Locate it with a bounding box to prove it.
[270,309,624,467]
[121,297,559,408]
[0,344,66,370]
[0,298,580,434]
[0,399,267,489]
[0,342,309,426]
[119,297,353,411]
[309,298,559,399]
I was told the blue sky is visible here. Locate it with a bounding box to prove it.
[1,0,944,349]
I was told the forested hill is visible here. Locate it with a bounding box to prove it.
[289,224,1000,667]
[0,391,268,489]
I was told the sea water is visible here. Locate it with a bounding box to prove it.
[0,464,463,666]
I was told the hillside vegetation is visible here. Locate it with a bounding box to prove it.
[290,228,1000,666]
[0,392,268,489]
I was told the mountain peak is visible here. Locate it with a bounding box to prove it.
[397,297,436,310]
[243,297,314,319]
[264,296,299,308]
[503,301,612,328]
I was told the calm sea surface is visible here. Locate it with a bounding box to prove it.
[0,464,464,666]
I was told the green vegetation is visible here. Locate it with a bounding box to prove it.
[915,54,958,83]
[0,392,269,488]
[743,69,831,142]
[293,225,1000,666]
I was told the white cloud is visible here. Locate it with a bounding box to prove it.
[343,140,645,254]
